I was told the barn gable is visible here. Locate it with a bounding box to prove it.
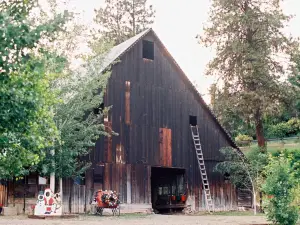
[101,28,238,150]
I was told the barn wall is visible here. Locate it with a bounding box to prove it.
[89,32,238,211]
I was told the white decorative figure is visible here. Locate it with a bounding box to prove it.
[34,192,46,215]
[34,188,62,216]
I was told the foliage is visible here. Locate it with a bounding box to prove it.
[201,0,298,149]
[38,48,114,179]
[287,49,300,117]
[262,153,299,225]
[267,118,300,139]
[235,134,253,146]
[93,0,155,45]
[215,147,268,214]
[272,149,300,180]
[210,83,255,138]
[0,0,68,179]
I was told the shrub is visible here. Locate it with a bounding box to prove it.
[235,134,253,146]
[267,123,291,139]
[267,118,300,139]
[287,118,300,134]
[263,154,299,225]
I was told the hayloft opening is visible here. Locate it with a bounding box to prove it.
[151,167,186,213]
[143,40,154,60]
[189,115,197,126]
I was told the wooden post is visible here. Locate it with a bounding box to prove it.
[50,149,55,192]
[60,178,63,214]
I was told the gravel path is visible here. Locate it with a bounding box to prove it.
[0,214,269,225]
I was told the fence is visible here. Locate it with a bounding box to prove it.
[252,136,300,143]
[238,136,300,147]
[0,184,7,206]
[62,180,95,214]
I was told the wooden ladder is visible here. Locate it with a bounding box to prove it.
[190,125,214,212]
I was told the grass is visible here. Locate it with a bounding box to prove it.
[239,138,300,154]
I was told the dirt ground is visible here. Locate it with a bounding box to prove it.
[0,214,269,225]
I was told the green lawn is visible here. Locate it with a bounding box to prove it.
[239,138,300,154]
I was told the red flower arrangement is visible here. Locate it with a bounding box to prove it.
[95,190,120,208]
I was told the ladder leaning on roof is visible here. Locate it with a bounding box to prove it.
[190,125,214,212]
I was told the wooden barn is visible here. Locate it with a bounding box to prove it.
[4,29,250,214]
[83,28,249,213]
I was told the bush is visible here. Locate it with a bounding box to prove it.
[287,118,300,134]
[235,134,253,146]
[263,154,299,225]
[267,123,291,139]
[267,118,300,139]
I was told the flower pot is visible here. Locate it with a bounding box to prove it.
[181,195,187,202]
[171,196,176,201]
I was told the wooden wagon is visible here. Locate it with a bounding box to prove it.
[93,190,120,216]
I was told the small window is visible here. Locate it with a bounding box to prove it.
[125,81,131,124]
[93,103,104,115]
[224,172,230,181]
[94,166,104,184]
[189,115,197,126]
[142,40,154,60]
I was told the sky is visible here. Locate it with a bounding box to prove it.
[62,0,300,103]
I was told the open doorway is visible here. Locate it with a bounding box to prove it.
[151,167,186,212]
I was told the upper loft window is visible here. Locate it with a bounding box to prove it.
[142,40,154,60]
[189,115,197,126]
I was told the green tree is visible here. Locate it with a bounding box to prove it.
[215,147,268,214]
[288,50,300,117]
[263,153,299,225]
[39,56,112,179]
[200,0,298,150]
[209,84,255,138]
[0,0,68,179]
[94,0,155,45]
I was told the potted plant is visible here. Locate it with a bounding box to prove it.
[181,194,187,202]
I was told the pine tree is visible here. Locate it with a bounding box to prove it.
[200,0,298,150]
[94,0,155,45]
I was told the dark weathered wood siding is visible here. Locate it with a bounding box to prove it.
[88,32,238,210]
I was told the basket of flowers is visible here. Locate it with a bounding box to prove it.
[94,190,120,216]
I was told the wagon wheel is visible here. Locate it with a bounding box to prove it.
[112,208,117,216]
[99,208,103,216]
[96,207,103,216]
[117,205,120,216]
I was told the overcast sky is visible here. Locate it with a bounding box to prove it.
[62,0,300,102]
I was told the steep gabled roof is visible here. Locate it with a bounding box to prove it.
[99,29,150,74]
[102,28,239,151]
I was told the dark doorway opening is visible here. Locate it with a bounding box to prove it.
[151,167,186,213]
[189,115,197,126]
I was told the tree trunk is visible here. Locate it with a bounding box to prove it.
[253,190,257,215]
[255,109,266,151]
[132,0,136,36]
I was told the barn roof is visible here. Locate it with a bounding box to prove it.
[102,28,240,151]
